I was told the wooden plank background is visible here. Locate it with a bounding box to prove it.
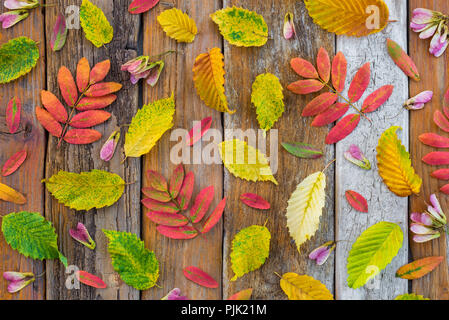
[0,0,448,300]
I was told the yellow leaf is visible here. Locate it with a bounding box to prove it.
[280,273,334,300]
[219,139,277,185]
[157,8,197,43]
[193,48,234,114]
[286,171,326,252]
[124,94,175,158]
[376,126,422,197]
[80,0,113,48]
[0,182,26,204]
[304,0,389,37]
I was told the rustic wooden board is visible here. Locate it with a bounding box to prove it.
[222,0,335,300]
[409,0,449,301]
[43,0,141,299]
[335,0,409,300]
[141,0,224,300]
[0,7,46,300]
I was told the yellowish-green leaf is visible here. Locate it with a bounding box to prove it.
[377,126,422,197]
[286,171,326,252]
[280,273,334,300]
[43,169,125,211]
[394,293,429,300]
[124,94,175,158]
[211,6,268,47]
[219,139,277,185]
[157,8,197,43]
[251,73,284,132]
[347,221,403,289]
[230,225,271,281]
[80,0,113,48]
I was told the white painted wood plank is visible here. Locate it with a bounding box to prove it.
[335,0,409,300]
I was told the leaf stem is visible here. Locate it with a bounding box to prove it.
[322,159,336,173]
[149,50,178,61]
[273,272,282,279]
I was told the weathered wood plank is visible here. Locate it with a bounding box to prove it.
[222,0,335,300]
[409,0,449,301]
[0,6,46,300]
[44,0,140,299]
[335,0,409,300]
[141,0,224,300]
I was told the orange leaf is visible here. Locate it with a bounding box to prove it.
[76,95,117,111]
[387,38,420,81]
[331,52,347,93]
[325,114,360,144]
[287,79,324,95]
[348,63,370,103]
[76,57,90,92]
[396,256,444,280]
[290,57,318,79]
[311,103,349,127]
[76,270,107,289]
[0,182,26,204]
[302,92,337,117]
[85,82,122,97]
[419,133,449,148]
[40,90,68,123]
[90,59,111,84]
[361,85,394,113]
[57,66,78,107]
[69,110,111,128]
[317,47,330,83]
[228,288,253,300]
[63,129,102,144]
[36,107,63,137]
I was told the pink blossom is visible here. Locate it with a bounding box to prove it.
[283,12,295,40]
[0,9,28,28]
[404,91,433,110]
[161,288,188,300]
[100,130,120,162]
[410,194,447,243]
[344,144,371,170]
[309,241,335,266]
[3,271,35,293]
[69,222,96,250]
[4,0,39,10]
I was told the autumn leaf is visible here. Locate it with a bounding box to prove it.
[35,107,63,137]
[280,273,333,300]
[396,256,443,280]
[76,57,90,92]
[76,271,107,289]
[157,8,197,43]
[183,266,218,288]
[189,186,214,223]
[282,142,323,159]
[345,190,368,213]
[348,63,370,103]
[361,85,394,113]
[50,13,67,52]
[302,92,337,117]
[129,0,159,14]
[176,171,194,211]
[228,288,253,300]
[84,82,122,97]
[188,117,212,146]
[331,52,347,93]
[290,58,318,79]
[156,225,198,240]
[201,197,226,234]
[40,90,68,123]
[76,95,117,111]
[63,129,102,145]
[169,164,184,199]
[317,47,330,83]
[325,114,360,145]
[387,39,420,81]
[2,150,26,177]
[147,212,188,227]
[58,66,78,107]
[80,0,113,48]
[432,169,449,180]
[6,96,21,133]
[433,110,449,132]
[89,59,111,84]
[311,103,349,127]
[240,193,270,210]
[142,198,180,214]
[0,37,39,84]
[287,79,325,95]
[419,133,449,148]
[69,110,111,128]
[0,182,26,204]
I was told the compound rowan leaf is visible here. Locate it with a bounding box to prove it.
[146,211,188,227]
[183,266,218,288]
[103,229,159,290]
[36,107,63,137]
[377,126,422,197]
[251,73,284,131]
[434,110,449,132]
[422,152,449,166]
[76,270,107,289]
[219,139,278,185]
[290,58,318,79]
[282,142,323,159]
[332,52,347,93]
[345,190,368,213]
[193,48,233,114]
[50,13,67,52]
[169,164,184,199]
[156,225,198,240]
[2,211,66,265]
[129,0,159,14]
[201,197,226,234]
[348,63,370,103]
[325,114,360,144]
[396,256,443,280]
[304,0,389,37]
[0,182,26,204]
[387,39,420,81]
[80,0,113,48]
[230,225,271,281]
[228,288,253,300]
[189,186,214,223]
[394,293,429,300]
[311,103,349,127]
[211,6,268,47]
[58,66,78,107]
[6,96,21,133]
[240,193,270,210]
[157,8,197,43]
[124,94,175,158]
[347,222,403,289]
[361,85,394,113]
[69,110,111,128]
[286,171,326,252]
[2,150,26,177]
[280,273,333,300]
[76,95,117,111]
[188,117,212,146]
[419,133,449,148]
[287,79,325,95]
[317,47,330,83]
[0,37,39,84]
[90,59,111,84]
[302,92,337,117]
[63,129,102,144]
[40,90,68,123]
[43,170,125,211]
[76,57,90,92]
[85,82,122,97]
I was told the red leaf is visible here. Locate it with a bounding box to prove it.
[302,92,338,117]
[157,225,198,239]
[177,171,195,210]
[169,164,185,198]
[317,47,330,83]
[36,107,63,137]
[146,170,168,192]
[290,58,318,79]
[76,57,90,92]
[422,152,449,165]
[396,256,444,280]
[441,184,449,195]
[89,60,111,85]
[345,190,368,213]
[58,66,78,107]
[147,211,188,227]
[419,133,449,148]
[434,110,449,132]
[431,169,449,180]
[85,82,122,97]
[240,193,270,210]
[183,266,218,288]
[63,129,102,144]
[2,150,26,177]
[188,117,212,146]
[129,0,160,14]
[76,95,117,111]
[287,79,324,95]
[201,198,226,234]
[142,198,180,214]
[311,103,349,127]
[348,63,370,103]
[69,110,111,128]
[189,186,214,223]
[332,51,347,93]
[6,96,21,134]
[76,270,107,289]
[228,288,253,300]
[387,39,420,81]
[142,187,171,202]
[444,87,449,113]
[361,85,394,113]
[40,90,68,123]
[325,114,360,144]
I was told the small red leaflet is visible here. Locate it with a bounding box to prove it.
[2,150,27,177]
[76,270,107,289]
[345,190,368,213]
[240,193,270,210]
[183,266,218,288]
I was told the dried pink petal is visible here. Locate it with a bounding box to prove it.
[161,288,188,300]
[283,12,295,40]
[100,130,120,162]
[69,222,96,250]
[3,271,35,293]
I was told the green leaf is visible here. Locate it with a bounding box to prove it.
[347,222,403,289]
[80,0,114,48]
[0,37,39,84]
[394,293,429,300]
[1,211,67,266]
[211,6,268,47]
[103,229,159,290]
[251,73,284,132]
[124,94,175,158]
[230,225,271,281]
[43,169,125,211]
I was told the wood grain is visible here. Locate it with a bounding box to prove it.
[409,0,449,301]
[222,0,335,300]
